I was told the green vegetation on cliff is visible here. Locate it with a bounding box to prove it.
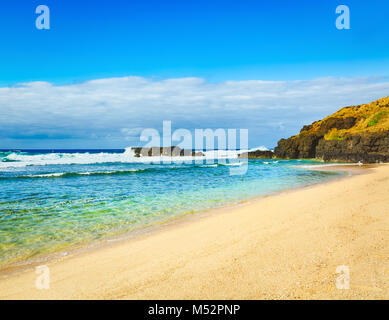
[300,96,389,137]
[274,96,389,163]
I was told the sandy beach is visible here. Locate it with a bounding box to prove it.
[0,164,388,300]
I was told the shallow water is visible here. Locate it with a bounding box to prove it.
[0,149,340,268]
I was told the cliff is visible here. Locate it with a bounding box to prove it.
[274,97,389,163]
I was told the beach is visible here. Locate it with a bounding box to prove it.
[0,164,388,299]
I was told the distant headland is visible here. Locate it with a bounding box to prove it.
[243,96,389,163]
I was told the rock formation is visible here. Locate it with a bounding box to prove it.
[274,96,389,163]
[132,146,204,157]
[238,150,274,159]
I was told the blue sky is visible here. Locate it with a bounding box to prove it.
[0,0,389,148]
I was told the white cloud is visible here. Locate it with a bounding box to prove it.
[0,76,388,148]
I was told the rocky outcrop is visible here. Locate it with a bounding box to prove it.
[274,97,389,163]
[275,134,320,159]
[239,150,274,159]
[132,146,204,157]
[315,131,389,162]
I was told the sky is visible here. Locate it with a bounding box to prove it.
[1,0,389,149]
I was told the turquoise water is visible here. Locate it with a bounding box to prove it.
[0,150,340,268]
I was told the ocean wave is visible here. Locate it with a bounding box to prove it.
[263,160,279,165]
[1,168,150,179]
[0,147,254,169]
[31,168,149,178]
[218,162,246,166]
[0,163,230,179]
[0,148,138,168]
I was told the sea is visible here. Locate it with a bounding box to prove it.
[0,148,341,268]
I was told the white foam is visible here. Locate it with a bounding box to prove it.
[24,168,147,178]
[219,162,245,166]
[1,150,138,168]
[0,147,256,169]
[30,172,67,177]
[299,163,360,169]
[246,146,270,152]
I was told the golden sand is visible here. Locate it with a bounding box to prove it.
[0,165,388,299]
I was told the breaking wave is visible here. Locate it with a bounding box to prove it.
[0,146,263,169]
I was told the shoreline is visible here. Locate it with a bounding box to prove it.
[0,163,354,276]
[1,163,388,299]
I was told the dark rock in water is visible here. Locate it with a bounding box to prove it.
[274,96,389,163]
[178,149,204,156]
[131,146,204,157]
[275,134,320,159]
[239,150,274,159]
[191,151,205,157]
[161,146,182,156]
